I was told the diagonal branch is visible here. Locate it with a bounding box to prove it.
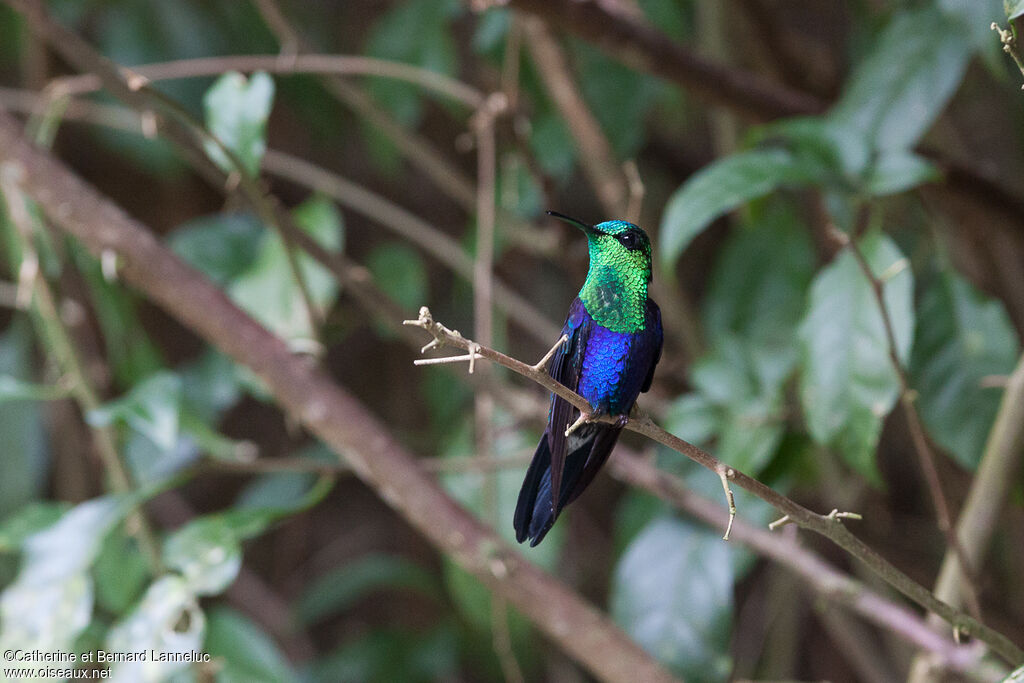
[494,0,826,120]
[401,307,1024,665]
[0,108,681,683]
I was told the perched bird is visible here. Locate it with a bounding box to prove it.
[514,212,663,546]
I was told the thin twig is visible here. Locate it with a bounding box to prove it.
[909,353,1024,682]
[262,149,562,344]
[0,166,162,573]
[836,225,983,620]
[608,451,1005,679]
[53,54,484,108]
[522,16,628,216]
[402,306,1024,664]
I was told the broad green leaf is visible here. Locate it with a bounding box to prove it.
[0,319,49,517]
[163,516,243,596]
[911,272,1020,469]
[93,528,150,614]
[106,575,205,683]
[205,607,299,683]
[685,337,788,475]
[296,555,440,625]
[939,0,1002,51]
[169,213,265,286]
[663,393,719,446]
[862,151,940,196]
[230,198,342,342]
[798,232,914,483]
[0,497,130,663]
[611,515,732,682]
[88,371,183,453]
[829,9,970,157]
[1009,0,1024,20]
[366,243,428,312]
[203,70,275,175]
[659,149,823,266]
[703,207,816,354]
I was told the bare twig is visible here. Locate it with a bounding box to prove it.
[53,54,484,108]
[262,149,562,344]
[608,451,1003,679]
[0,166,162,573]
[493,0,826,120]
[522,16,628,216]
[401,306,1023,664]
[909,354,1024,682]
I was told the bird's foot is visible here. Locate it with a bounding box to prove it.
[612,414,629,428]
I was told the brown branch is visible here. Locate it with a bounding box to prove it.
[0,109,681,683]
[401,307,1024,664]
[521,16,628,216]
[608,453,1003,679]
[495,0,826,120]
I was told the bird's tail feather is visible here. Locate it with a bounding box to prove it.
[514,424,621,546]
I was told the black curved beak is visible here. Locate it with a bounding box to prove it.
[546,210,600,236]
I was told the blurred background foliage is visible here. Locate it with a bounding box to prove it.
[0,0,1023,681]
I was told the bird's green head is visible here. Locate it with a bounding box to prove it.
[548,211,653,332]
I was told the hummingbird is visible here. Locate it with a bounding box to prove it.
[514,212,663,546]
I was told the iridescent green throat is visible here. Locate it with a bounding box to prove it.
[579,257,649,333]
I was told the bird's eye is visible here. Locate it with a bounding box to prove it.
[618,232,638,249]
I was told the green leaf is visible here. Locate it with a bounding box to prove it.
[93,528,150,614]
[295,555,440,625]
[911,272,1020,469]
[105,575,205,681]
[1009,0,1024,20]
[862,151,940,196]
[939,0,1002,51]
[703,206,816,354]
[366,242,428,311]
[687,337,788,475]
[798,232,914,483]
[0,319,49,517]
[659,149,822,267]
[203,70,275,175]
[163,516,243,596]
[229,198,342,341]
[88,371,183,453]
[169,213,265,286]
[829,9,970,156]
[205,607,299,683]
[0,497,131,662]
[611,515,732,682]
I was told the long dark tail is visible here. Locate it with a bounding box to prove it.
[513,424,621,546]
